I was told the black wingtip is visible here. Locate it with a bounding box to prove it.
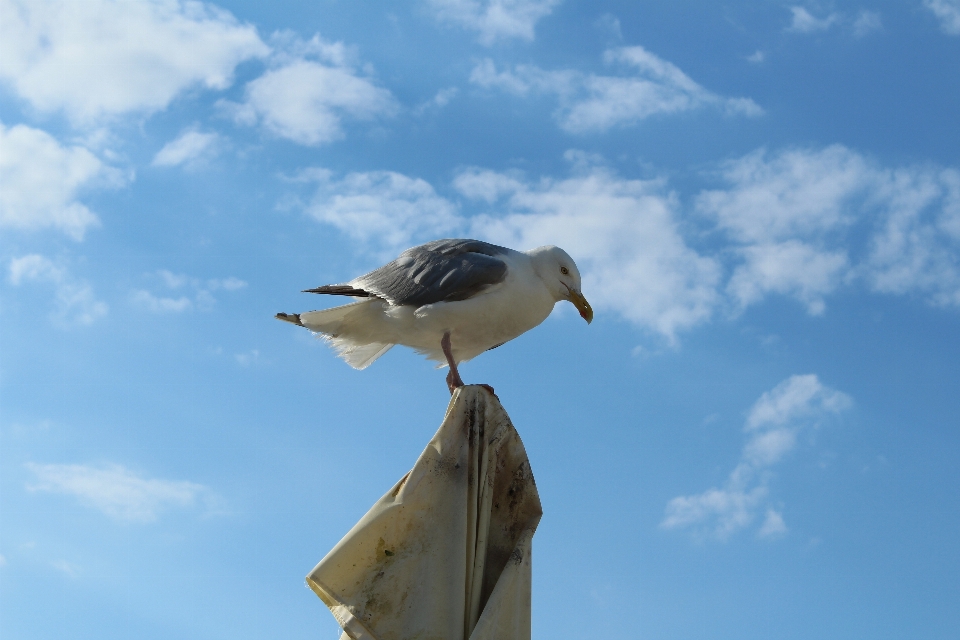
[302,285,372,297]
[275,312,304,326]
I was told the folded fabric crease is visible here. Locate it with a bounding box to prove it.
[306,386,542,640]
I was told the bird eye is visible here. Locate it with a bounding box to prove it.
[560,266,570,275]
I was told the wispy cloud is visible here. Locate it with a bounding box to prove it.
[152,129,221,167]
[786,6,840,33]
[470,45,762,134]
[925,0,960,35]
[294,168,462,255]
[130,290,193,313]
[864,167,960,306]
[0,0,268,123]
[234,349,260,366]
[758,509,788,539]
[131,269,247,313]
[704,143,862,314]
[784,6,882,38]
[852,10,883,38]
[0,122,126,240]
[414,87,460,114]
[699,146,960,312]
[8,254,108,326]
[219,33,396,146]
[661,375,852,540]
[746,374,852,431]
[25,462,216,523]
[425,0,561,44]
[594,13,623,40]
[50,559,81,578]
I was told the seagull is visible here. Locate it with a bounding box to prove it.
[276,238,593,393]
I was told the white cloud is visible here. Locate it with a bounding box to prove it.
[746,50,765,64]
[470,46,762,134]
[131,270,247,313]
[432,87,459,108]
[0,122,125,240]
[786,7,883,38]
[50,560,81,578]
[0,0,268,122]
[594,13,623,40]
[130,289,193,313]
[864,168,960,306]
[662,486,768,538]
[425,0,561,44]
[8,254,108,326]
[698,146,960,313]
[940,171,960,240]
[415,87,460,114]
[235,62,395,145]
[208,276,247,291]
[746,373,853,431]
[727,241,848,315]
[758,509,788,538]
[662,374,851,539]
[299,169,462,254]
[222,34,396,146]
[743,427,797,466]
[469,59,555,95]
[158,270,191,289]
[452,167,526,203]
[269,29,355,67]
[852,10,883,37]
[786,6,840,33]
[152,129,220,167]
[235,349,260,366]
[925,0,960,35]
[9,254,63,286]
[699,146,870,244]
[26,462,214,523]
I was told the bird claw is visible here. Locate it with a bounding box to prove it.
[446,369,464,395]
[445,377,497,398]
[447,370,466,395]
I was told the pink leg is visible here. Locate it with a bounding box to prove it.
[441,332,496,397]
[441,331,464,394]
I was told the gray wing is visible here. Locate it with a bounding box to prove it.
[305,239,511,307]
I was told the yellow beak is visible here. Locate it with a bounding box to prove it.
[567,288,594,324]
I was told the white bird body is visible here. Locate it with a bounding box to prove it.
[277,239,593,389]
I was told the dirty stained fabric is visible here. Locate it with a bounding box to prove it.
[307,385,543,640]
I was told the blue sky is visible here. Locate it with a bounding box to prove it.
[2,0,959,637]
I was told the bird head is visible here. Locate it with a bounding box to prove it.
[528,245,593,324]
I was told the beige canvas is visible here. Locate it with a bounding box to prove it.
[307,386,542,640]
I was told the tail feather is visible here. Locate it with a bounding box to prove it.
[327,339,393,369]
[297,302,366,335]
[282,301,394,370]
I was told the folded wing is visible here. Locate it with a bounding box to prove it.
[306,239,511,307]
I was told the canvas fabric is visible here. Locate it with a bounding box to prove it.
[307,386,542,640]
